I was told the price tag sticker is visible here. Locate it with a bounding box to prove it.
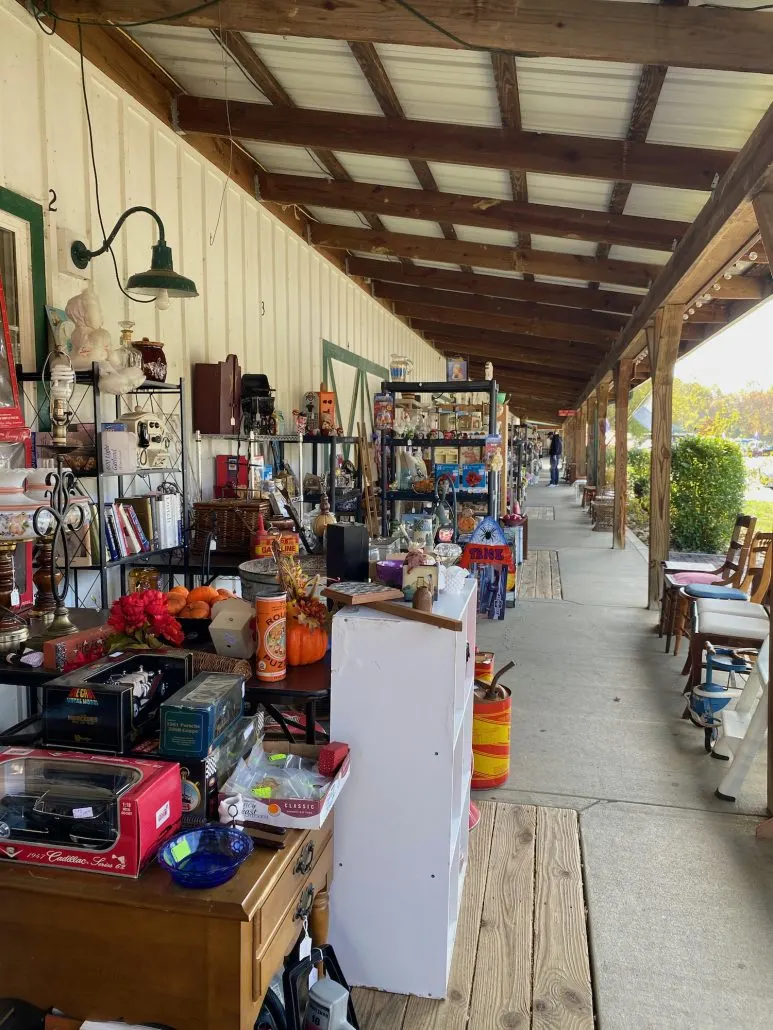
[72,807,93,819]
[251,786,273,798]
[9,589,19,608]
[268,753,287,762]
[170,838,192,863]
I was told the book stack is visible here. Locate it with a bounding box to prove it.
[100,493,183,562]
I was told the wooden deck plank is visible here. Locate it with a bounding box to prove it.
[532,808,594,1030]
[519,555,537,599]
[399,801,497,1030]
[536,550,552,599]
[352,988,409,1029]
[467,804,537,1030]
[549,550,562,600]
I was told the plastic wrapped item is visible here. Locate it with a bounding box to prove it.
[222,746,331,802]
[444,565,469,594]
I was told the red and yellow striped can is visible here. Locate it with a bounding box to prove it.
[471,687,512,790]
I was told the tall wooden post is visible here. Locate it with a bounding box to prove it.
[647,305,683,608]
[751,192,773,834]
[613,359,634,549]
[575,405,587,479]
[596,381,610,491]
[586,394,598,485]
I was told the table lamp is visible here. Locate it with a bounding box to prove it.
[0,468,38,652]
[46,351,76,448]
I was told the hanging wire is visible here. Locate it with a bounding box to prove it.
[77,21,154,304]
[208,6,234,247]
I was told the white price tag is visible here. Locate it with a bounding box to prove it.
[9,589,19,608]
[299,932,312,961]
[73,807,93,819]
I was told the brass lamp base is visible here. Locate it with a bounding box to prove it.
[0,622,29,654]
[41,604,77,641]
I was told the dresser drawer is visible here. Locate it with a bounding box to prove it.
[253,836,333,1001]
[253,825,331,950]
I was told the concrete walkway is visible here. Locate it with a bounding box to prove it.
[476,478,773,1030]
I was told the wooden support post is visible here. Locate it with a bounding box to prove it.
[586,395,598,485]
[596,381,609,491]
[647,305,683,608]
[751,192,773,835]
[613,359,634,549]
[575,405,587,479]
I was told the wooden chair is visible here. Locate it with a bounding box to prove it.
[672,532,772,657]
[659,514,756,650]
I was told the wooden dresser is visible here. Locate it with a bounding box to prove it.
[0,823,332,1030]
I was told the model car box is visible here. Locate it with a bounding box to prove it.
[218,742,350,830]
[159,672,245,759]
[43,650,193,754]
[132,714,262,825]
[0,748,181,877]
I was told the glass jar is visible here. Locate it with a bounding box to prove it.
[127,567,160,593]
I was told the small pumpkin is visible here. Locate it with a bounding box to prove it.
[188,585,220,605]
[165,594,187,615]
[286,615,328,666]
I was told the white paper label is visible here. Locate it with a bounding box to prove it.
[73,807,93,819]
[9,589,19,608]
[155,800,171,828]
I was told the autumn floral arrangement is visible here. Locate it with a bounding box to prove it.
[276,553,330,666]
[105,588,185,651]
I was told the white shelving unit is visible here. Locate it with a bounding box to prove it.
[329,578,477,998]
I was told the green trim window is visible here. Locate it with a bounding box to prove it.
[0,188,46,369]
[322,340,388,453]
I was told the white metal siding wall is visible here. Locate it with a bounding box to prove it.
[0,1,443,465]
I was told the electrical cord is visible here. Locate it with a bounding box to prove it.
[77,22,154,304]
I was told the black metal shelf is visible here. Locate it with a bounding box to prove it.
[380,380,494,394]
[385,489,489,503]
[195,432,359,444]
[76,545,183,571]
[386,437,488,448]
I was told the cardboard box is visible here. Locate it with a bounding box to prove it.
[43,624,114,673]
[133,715,261,824]
[0,748,181,877]
[159,672,245,759]
[43,651,192,754]
[218,742,350,830]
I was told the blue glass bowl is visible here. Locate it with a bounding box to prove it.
[158,825,253,889]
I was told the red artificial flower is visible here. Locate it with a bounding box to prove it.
[107,588,184,647]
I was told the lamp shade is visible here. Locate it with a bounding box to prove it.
[0,469,38,542]
[127,240,198,299]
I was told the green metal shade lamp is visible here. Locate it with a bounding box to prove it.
[71,206,198,309]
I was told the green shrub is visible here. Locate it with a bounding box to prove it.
[627,448,651,500]
[670,437,746,553]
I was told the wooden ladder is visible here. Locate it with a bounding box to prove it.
[357,422,380,536]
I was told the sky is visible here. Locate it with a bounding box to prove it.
[675,294,773,393]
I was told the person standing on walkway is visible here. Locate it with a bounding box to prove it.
[548,431,563,487]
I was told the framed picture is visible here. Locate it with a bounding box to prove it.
[446,357,468,382]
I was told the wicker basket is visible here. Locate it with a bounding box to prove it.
[190,499,273,555]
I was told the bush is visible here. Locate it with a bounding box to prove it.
[627,448,651,500]
[670,437,746,553]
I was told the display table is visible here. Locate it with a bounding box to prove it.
[330,577,477,998]
[0,823,332,1029]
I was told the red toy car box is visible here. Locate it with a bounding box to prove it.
[0,748,181,877]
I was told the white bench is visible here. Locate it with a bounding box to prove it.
[713,638,768,802]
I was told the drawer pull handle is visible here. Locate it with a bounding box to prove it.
[294,884,315,923]
[294,840,315,876]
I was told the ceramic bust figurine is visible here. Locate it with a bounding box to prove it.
[65,285,111,369]
[484,361,494,381]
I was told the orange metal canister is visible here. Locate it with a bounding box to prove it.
[471,686,512,790]
[255,593,287,681]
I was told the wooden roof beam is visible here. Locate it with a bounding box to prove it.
[309,225,659,289]
[371,282,625,333]
[259,173,685,252]
[347,258,643,314]
[61,2,773,74]
[174,96,733,192]
[582,97,773,401]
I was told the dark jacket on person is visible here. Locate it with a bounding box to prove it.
[549,434,563,458]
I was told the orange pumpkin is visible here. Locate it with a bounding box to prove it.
[286,616,328,666]
[168,585,189,597]
[166,595,187,615]
[187,585,220,605]
[179,601,210,619]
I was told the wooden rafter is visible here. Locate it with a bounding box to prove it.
[258,174,684,252]
[418,332,600,373]
[489,49,537,292]
[210,29,386,234]
[347,258,644,314]
[582,98,773,400]
[60,1,773,75]
[370,282,626,333]
[310,225,660,288]
[174,96,734,192]
[347,41,470,271]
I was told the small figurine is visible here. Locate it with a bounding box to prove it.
[292,410,308,435]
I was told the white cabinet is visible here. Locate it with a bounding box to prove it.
[329,579,477,998]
